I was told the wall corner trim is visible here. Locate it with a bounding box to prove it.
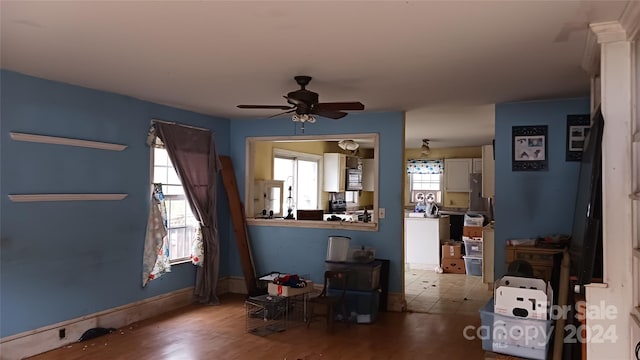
[620,1,640,40]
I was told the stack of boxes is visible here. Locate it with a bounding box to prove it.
[463,214,484,276]
[480,276,554,359]
[441,242,465,273]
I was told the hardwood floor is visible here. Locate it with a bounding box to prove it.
[28,293,486,360]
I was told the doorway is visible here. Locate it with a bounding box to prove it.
[403,213,492,315]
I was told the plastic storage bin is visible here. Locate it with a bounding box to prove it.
[463,238,483,257]
[463,256,483,276]
[479,299,552,360]
[326,260,381,291]
[328,288,380,323]
[326,236,351,262]
[464,213,484,226]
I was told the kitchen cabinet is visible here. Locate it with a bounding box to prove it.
[361,158,375,192]
[481,144,495,198]
[404,215,450,269]
[323,153,346,192]
[472,158,483,173]
[444,158,472,192]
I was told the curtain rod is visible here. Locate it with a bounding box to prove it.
[151,119,211,132]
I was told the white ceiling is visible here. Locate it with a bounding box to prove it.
[0,1,629,149]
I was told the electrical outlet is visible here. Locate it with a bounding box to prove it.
[59,328,66,339]
[378,207,385,219]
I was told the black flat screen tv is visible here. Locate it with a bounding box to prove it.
[569,106,604,293]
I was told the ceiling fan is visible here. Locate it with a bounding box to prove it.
[237,76,365,121]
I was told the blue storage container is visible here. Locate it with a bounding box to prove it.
[463,256,483,276]
[479,299,552,360]
[328,288,380,323]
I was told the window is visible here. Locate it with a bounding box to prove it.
[345,191,359,204]
[409,173,442,204]
[273,149,321,211]
[152,147,198,263]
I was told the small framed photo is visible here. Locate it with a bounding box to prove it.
[566,114,590,161]
[512,125,548,171]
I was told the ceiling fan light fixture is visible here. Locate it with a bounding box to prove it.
[292,114,316,123]
[421,139,431,155]
[338,139,359,151]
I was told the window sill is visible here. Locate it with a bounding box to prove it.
[246,218,378,232]
[170,258,192,265]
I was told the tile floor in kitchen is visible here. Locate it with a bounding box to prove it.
[405,268,493,315]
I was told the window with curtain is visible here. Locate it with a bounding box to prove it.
[407,159,444,204]
[152,147,198,262]
[273,149,321,210]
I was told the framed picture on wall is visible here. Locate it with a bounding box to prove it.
[512,125,548,171]
[566,114,590,161]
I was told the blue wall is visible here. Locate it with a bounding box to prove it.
[0,70,230,337]
[228,113,405,292]
[494,97,590,277]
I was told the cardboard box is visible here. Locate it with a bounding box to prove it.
[441,257,466,274]
[442,243,462,259]
[267,281,313,297]
[494,276,553,320]
[463,226,483,238]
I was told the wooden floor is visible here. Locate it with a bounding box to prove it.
[28,293,486,360]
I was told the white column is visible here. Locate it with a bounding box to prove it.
[585,18,636,359]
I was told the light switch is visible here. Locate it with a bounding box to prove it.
[379,208,385,219]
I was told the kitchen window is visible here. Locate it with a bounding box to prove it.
[409,173,443,204]
[273,149,321,211]
[152,147,198,263]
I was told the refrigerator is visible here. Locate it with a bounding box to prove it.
[468,173,493,222]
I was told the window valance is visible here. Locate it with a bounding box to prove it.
[406,159,444,174]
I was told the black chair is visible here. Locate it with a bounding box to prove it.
[306,270,349,332]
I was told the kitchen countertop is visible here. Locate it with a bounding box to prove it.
[438,207,467,215]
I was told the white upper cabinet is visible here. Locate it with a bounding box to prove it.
[444,158,472,192]
[361,158,375,192]
[472,158,483,174]
[481,144,495,198]
[323,153,346,192]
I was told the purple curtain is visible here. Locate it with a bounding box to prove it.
[154,122,221,304]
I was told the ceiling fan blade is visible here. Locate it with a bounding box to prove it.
[237,104,294,110]
[268,109,297,118]
[313,110,348,120]
[283,95,303,106]
[315,102,365,111]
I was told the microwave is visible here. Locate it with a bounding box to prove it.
[345,169,363,191]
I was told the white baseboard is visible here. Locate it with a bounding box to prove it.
[0,287,195,360]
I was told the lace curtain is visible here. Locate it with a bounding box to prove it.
[142,183,170,286]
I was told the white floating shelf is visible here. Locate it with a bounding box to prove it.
[8,194,128,202]
[9,132,127,151]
